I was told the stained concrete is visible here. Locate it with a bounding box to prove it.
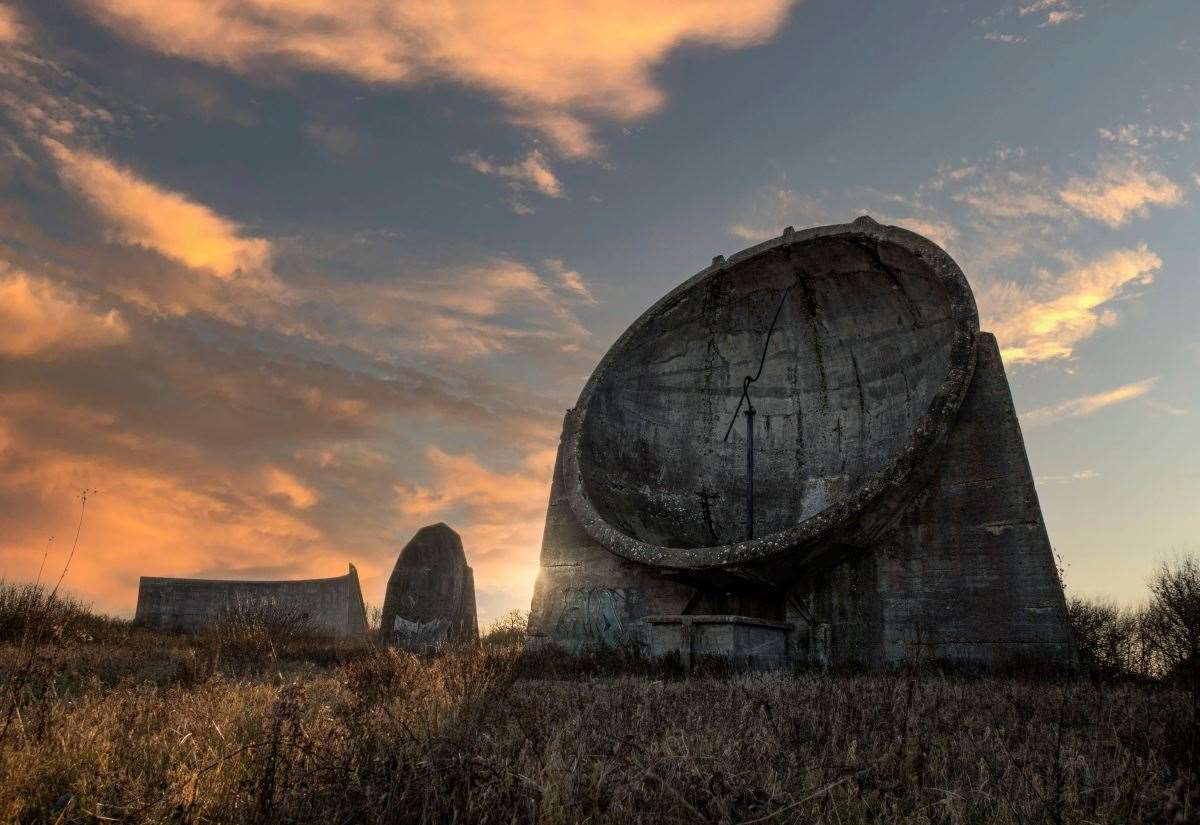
[646,615,792,669]
[527,217,1074,669]
[381,523,479,649]
[134,565,368,637]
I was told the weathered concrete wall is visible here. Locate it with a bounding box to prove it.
[528,443,692,651]
[847,333,1073,667]
[528,219,1074,670]
[134,565,368,637]
[381,523,479,649]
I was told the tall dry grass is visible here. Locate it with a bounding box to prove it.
[0,614,1196,823]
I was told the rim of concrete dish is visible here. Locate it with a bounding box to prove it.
[561,216,980,571]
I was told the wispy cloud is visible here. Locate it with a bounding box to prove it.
[729,186,831,241]
[1035,469,1099,484]
[1023,378,1157,426]
[1098,122,1192,147]
[1018,0,1066,15]
[543,258,597,304]
[306,257,594,361]
[1017,0,1083,27]
[75,0,797,157]
[1144,399,1189,417]
[44,139,274,280]
[980,245,1160,364]
[263,466,320,510]
[0,3,25,44]
[460,149,564,198]
[0,265,129,357]
[1042,9,1084,26]
[0,34,589,624]
[1059,158,1184,228]
[395,444,556,605]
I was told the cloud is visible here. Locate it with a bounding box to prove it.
[1035,469,1100,484]
[263,466,319,509]
[1043,9,1084,25]
[74,0,797,157]
[305,256,593,361]
[935,151,1183,229]
[1023,378,1157,426]
[542,258,596,303]
[460,148,564,197]
[1059,158,1184,228]
[729,186,831,241]
[953,168,1069,221]
[44,139,273,279]
[1098,123,1192,147]
[1144,399,1189,417]
[1018,0,1066,15]
[728,185,959,252]
[0,266,129,357]
[0,3,25,44]
[985,32,1027,44]
[0,299,572,621]
[1017,0,1083,26]
[395,444,556,609]
[980,244,1161,364]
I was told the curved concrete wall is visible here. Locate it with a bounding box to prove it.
[561,217,978,578]
[581,234,963,550]
[134,564,368,637]
[528,218,1074,669]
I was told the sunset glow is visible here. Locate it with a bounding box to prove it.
[1,0,1198,623]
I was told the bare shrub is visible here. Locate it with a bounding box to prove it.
[213,601,320,663]
[482,609,528,648]
[1065,595,1147,678]
[1142,555,1200,684]
[0,581,92,643]
[363,601,383,635]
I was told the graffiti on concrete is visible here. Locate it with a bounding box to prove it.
[552,587,632,650]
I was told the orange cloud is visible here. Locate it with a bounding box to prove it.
[1023,378,1157,427]
[1059,159,1184,228]
[263,466,319,510]
[460,149,564,198]
[318,257,594,361]
[980,244,1161,365]
[395,444,556,607]
[44,139,272,279]
[0,454,332,615]
[75,0,797,156]
[0,265,129,357]
[0,3,25,44]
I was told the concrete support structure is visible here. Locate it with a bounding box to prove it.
[134,564,368,637]
[527,218,1074,669]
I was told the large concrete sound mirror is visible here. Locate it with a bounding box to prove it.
[527,217,1074,669]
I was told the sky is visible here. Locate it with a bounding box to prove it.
[0,0,1197,626]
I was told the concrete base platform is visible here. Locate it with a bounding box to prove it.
[645,615,793,670]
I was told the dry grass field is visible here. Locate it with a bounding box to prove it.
[0,584,1197,824]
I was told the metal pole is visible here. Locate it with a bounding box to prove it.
[745,404,755,541]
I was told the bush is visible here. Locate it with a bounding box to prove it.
[1065,595,1148,679]
[0,580,122,645]
[481,609,528,648]
[1142,555,1200,685]
[212,602,322,662]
